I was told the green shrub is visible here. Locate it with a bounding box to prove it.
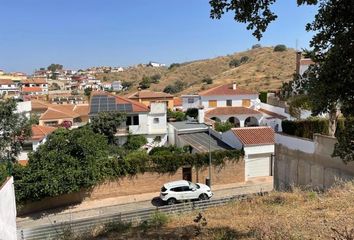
[168,63,180,70]
[167,109,186,121]
[186,108,199,118]
[149,212,169,229]
[149,146,186,156]
[240,56,250,63]
[0,163,8,186]
[274,44,287,52]
[252,44,261,49]
[282,119,329,139]
[202,77,213,84]
[229,59,241,68]
[215,122,234,132]
[259,91,268,103]
[103,220,132,234]
[124,135,147,150]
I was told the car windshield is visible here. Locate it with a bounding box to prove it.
[188,181,200,189]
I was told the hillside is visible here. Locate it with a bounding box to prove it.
[96,47,296,95]
[82,181,354,240]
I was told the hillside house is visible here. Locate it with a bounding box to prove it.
[126,90,174,109]
[21,79,48,95]
[89,91,168,146]
[0,79,19,95]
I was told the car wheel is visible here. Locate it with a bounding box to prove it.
[167,198,177,205]
[199,194,208,201]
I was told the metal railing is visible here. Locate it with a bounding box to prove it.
[17,192,266,240]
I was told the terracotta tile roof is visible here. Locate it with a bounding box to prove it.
[300,59,314,65]
[199,84,258,96]
[31,100,50,111]
[73,104,89,117]
[22,78,48,84]
[127,90,173,99]
[231,127,275,146]
[206,107,261,116]
[91,91,149,112]
[0,79,14,85]
[40,105,80,120]
[258,108,287,120]
[173,97,182,106]
[22,87,43,92]
[31,125,57,140]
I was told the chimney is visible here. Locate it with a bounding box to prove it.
[198,107,205,124]
[232,81,237,90]
[296,51,302,75]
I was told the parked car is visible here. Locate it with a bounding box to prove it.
[160,180,213,205]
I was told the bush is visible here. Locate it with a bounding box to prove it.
[139,76,151,89]
[259,91,267,103]
[150,74,161,83]
[149,212,169,229]
[252,44,261,49]
[274,44,287,52]
[282,119,329,139]
[240,56,250,63]
[186,108,199,118]
[229,59,241,68]
[0,163,8,186]
[168,63,181,70]
[124,135,147,150]
[122,81,132,90]
[167,109,186,121]
[163,80,187,94]
[202,77,213,84]
[215,121,234,132]
[149,146,186,156]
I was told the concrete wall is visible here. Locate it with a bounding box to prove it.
[274,134,354,190]
[0,177,17,240]
[275,133,315,154]
[19,160,244,215]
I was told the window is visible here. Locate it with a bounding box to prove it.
[208,100,217,108]
[126,116,132,126]
[44,121,58,126]
[170,187,184,192]
[133,115,139,125]
[153,118,159,124]
[188,98,194,104]
[22,142,33,151]
[226,99,232,106]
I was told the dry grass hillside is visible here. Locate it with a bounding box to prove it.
[65,181,354,240]
[96,47,296,95]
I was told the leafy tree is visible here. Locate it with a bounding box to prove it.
[274,44,287,52]
[163,80,187,94]
[288,95,312,119]
[229,59,241,68]
[0,163,8,185]
[14,127,112,202]
[123,135,147,150]
[150,74,161,83]
[167,109,186,122]
[186,108,199,118]
[0,99,31,163]
[47,63,63,72]
[84,87,92,98]
[333,117,354,163]
[50,82,60,90]
[91,112,126,144]
[215,121,234,132]
[122,81,133,90]
[202,77,213,84]
[139,76,151,89]
[149,146,186,156]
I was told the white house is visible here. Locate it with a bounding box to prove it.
[0,79,19,95]
[89,91,168,146]
[112,81,123,91]
[222,127,275,180]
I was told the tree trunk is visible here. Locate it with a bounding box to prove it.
[328,108,338,137]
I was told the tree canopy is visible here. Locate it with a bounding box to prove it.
[91,112,126,144]
[0,99,31,163]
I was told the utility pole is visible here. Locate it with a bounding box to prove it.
[208,124,212,188]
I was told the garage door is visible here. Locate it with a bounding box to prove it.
[245,154,271,179]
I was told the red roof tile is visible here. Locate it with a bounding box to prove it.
[0,79,14,85]
[206,107,261,116]
[127,90,173,99]
[258,108,287,120]
[22,78,48,84]
[31,125,57,140]
[231,127,275,146]
[173,97,182,106]
[199,84,257,96]
[22,87,43,92]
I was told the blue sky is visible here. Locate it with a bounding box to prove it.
[0,0,317,73]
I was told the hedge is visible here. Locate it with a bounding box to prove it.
[282,118,345,139]
[259,91,267,103]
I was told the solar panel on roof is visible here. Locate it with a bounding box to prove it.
[108,104,116,111]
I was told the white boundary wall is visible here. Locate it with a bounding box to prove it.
[275,133,315,154]
[0,177,17,240]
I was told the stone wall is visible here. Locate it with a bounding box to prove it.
[274,134,354,190]
[0,177,17,240]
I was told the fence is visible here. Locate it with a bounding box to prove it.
[17,192,266,240]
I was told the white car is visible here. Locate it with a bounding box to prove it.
[160,180,213,205]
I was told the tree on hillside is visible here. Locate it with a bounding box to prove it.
[0,99,31,163]
[13,127,112,202]
[209,0,354,161]
[274,44,287,52]
[91,112,126,144]
[47,64,63,72]
[229,59,241,68]
[84,87,92,98]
